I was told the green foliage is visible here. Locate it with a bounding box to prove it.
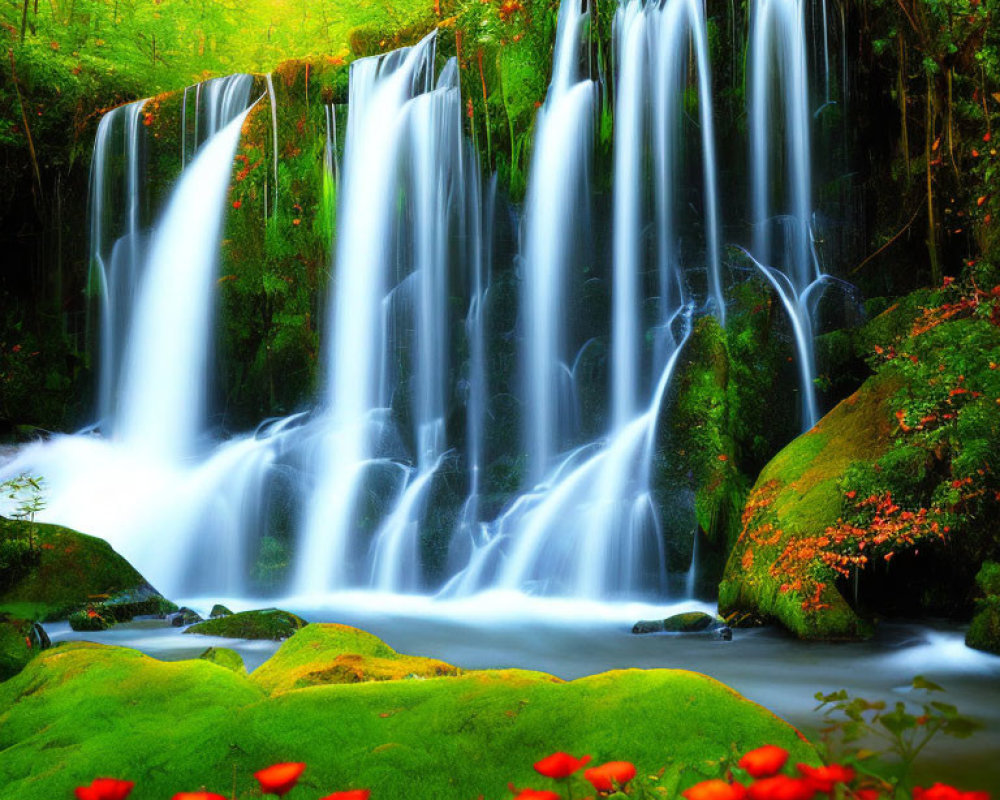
[814,676,982,790]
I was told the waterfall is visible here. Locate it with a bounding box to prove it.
[294,33,484,595]
[114,109,251,460]
[520,0,595,483]
[90,101,147,431]
[749,0,822,430]
[5,0,836,605]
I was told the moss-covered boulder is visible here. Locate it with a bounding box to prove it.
[0,638,817,799]
[967,562,1000,655]
[721,285,1000,640]
[198,647,246,674]
[251,623,460,693]
[0,518,173,622]
[184,608,305,640]
[209,604,233,619]
[0,615,48,681]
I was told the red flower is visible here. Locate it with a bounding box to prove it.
[319,792,372,800]
[797,764,855,793]
[172,794,228,800]
[74,778,134,800]
[254,763,306,796]
[533,751,591,779]
[512,791,561,800]
[913,785,990,800]
[855,791,881,800]
[684,779,748,800]
[748,775,817,800]
[738,746,789,778]
[233,200,242,209]
[584,761,637,792]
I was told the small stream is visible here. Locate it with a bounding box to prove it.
[48,593,1000,791]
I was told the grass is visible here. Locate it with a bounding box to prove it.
[0,627,818,799]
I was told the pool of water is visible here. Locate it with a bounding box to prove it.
[48,592,1000,792]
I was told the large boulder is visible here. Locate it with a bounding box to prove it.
[720,289,1000,639]
[0,518,174,622]
[0,635,817,799]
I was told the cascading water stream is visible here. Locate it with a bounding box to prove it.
[294,34,485,595]
[90,101,146,431]
[520,0,595,483]
[749,0,822,430]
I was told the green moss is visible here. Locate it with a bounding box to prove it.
[251,624,459,693]
[966,562,1000,655]
[719,373,899,639]
[0,519,169,622]
[0,638,817,799]
[184,608,306,640]
[198,647,246,674]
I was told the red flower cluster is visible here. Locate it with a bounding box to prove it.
[583,760,637,792]
[75,762,370,800]
[533,751,591,779]
[684,746,859,800]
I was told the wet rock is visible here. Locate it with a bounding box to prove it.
[184,608,306,640]
[170,608,204,627]
[632,611,731,640]
[209,604,233,619]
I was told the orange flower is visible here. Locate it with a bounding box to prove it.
[684,779,748,800]
[75,779,135,800]
[747,776,817,800]
[292,218,301,226]
[738,746,789,778]
[534,751,591,779]
[172,794,228,800]
[584,761,637,792]
[319,792,371,800]
[797,764,855,793]
[512,791,561,800]
[254,763,306,796]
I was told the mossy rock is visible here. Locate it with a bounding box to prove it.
[0,519,173,622]
[251,623,460,693]
[0,637,817,799]
[966,562,1000,655]
[67,609,111,632]
[721,288,1000,639]
[719,373,898,640]
[209,604,233,619]
[171,608,204,627]
[0,616,48,681]
[632,612,728,635]
[183,608,305,640]
[198,647,246,674]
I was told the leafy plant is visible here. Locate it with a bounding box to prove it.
[814,675,983,791]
